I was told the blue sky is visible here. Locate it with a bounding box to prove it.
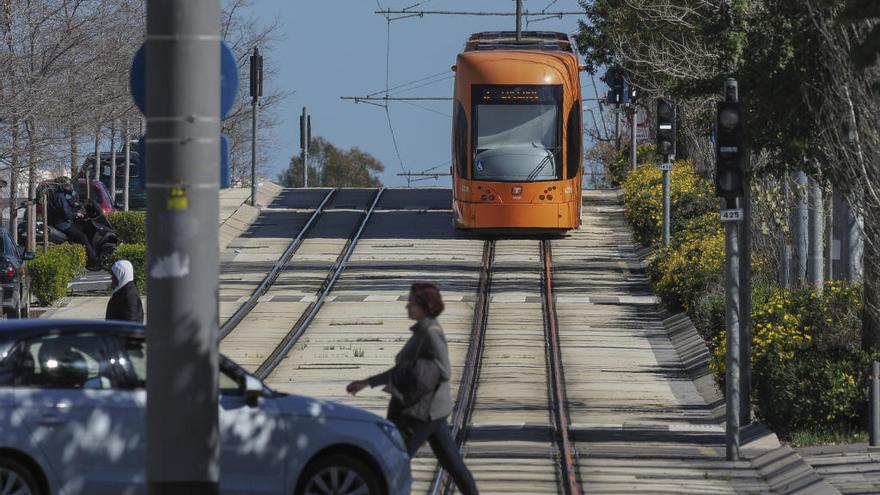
[249,0,602,187]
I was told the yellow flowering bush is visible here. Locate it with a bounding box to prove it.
[710,282,868,434]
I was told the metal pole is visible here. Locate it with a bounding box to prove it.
[825,187,834,280]
[515,0,522,40]
[794,169,809,286]
[808,177,824,292]
[145,1,220,493]
[90,127,99,201]
[872,361,880,447]
[782,176,792,289]
[124,119,131,211]
[301,107,310,188]
[110,120,117,204]
[250,95,258,206]
[615,110,621,151]
[725,196,741,461]
[662,161,670,246]
[630,109,637,171]
[41,191,48,253]
[848,201,864,281]
[26,201,35,254]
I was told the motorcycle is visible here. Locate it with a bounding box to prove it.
[18,199,119,271]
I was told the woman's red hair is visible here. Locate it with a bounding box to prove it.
[410,283,444,318]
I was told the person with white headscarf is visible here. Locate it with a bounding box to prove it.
[106,260,144,323]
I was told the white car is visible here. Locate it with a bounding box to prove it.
[0,319,411,495]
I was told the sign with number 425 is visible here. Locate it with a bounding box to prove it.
[720,209,744,222]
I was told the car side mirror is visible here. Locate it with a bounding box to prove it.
[242,374,263,407]
[22,251,35,261]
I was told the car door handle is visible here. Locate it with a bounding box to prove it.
[38,413,65,426]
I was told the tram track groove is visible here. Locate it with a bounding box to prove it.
[540,239,581,495]
[218,188,337,340]
[253,188,386,379]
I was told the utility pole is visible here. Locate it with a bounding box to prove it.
[739,152,752,425]
[249,46,262,207]
[300,107,311,188]
[145,1,220,493]
[515,0,523,40]
[656,98,676,246]
[90,127,99,201]
[715,78,745,461]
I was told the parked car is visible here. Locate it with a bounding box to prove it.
[0,320,411,495]
[79,150,145,211]
[0,229,33,319]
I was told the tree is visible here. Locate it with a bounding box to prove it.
[278,137,384,188]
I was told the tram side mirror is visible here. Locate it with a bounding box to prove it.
[451,65,457,72]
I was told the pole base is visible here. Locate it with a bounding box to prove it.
[148,481,219,495]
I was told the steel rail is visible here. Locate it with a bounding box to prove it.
[254,188,386,380]
[540,239,581,495]
[219,188,337,340]
[429,240,495,495]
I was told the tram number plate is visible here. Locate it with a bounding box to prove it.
[658,162,673,171]
[720,209,744,222]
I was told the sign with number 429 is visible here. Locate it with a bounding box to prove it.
[720,209,744,222]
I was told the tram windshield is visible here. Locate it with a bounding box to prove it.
[472,85,562,182]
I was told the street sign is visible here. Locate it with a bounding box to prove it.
[137,135,232,189]
[720,208,744,222]
[659,162,673,171]
[130,41,240,118]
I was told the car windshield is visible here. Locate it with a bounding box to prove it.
[473,85,562,182]
[76,183,107,202]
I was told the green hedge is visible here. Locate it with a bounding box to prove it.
[107,211,147,244]
[29,244,86,305]
[110,243,146,293]
[608,143,659,186]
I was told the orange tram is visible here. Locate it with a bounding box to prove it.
[451,31,583,233]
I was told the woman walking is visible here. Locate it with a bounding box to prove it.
[347,282,478,495]
[106,259,144,323]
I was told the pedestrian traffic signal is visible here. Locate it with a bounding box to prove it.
[656,98,676,158]
[715,100,744,198]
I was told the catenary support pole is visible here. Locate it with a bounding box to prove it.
[825,187,834,280]
[808,177,824,292]
[145,1,220,493]
[848,201,864,281]
[301,107,310,188]
[725,196,741,461]
[516,0,522,40]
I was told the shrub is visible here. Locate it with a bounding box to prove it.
[29,244,86,305]
[608,143,658,186]
[107,211,147,244]
[710,282,867,434]
[110,243,146,292]
[623,160,717,246]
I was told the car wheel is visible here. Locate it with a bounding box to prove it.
[0,457,41,495]
[297,453,382,495]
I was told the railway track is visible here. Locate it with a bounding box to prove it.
[426,239,580,495]
[219,188,384,374]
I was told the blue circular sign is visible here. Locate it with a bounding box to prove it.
[130,41,240,118]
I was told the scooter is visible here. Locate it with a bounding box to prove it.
[18,199,119,271]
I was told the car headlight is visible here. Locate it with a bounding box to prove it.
[378,421,406,453]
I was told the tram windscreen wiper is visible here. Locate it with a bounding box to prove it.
[526,144,559,181]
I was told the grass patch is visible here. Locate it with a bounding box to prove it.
[786,428,868,447]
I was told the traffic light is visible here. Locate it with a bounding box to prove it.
[715,100,744,198]
[249,47,263,99]
[656,98,676,158]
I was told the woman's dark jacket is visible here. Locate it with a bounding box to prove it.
[106,282,145,323]
[368,317,452,422]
